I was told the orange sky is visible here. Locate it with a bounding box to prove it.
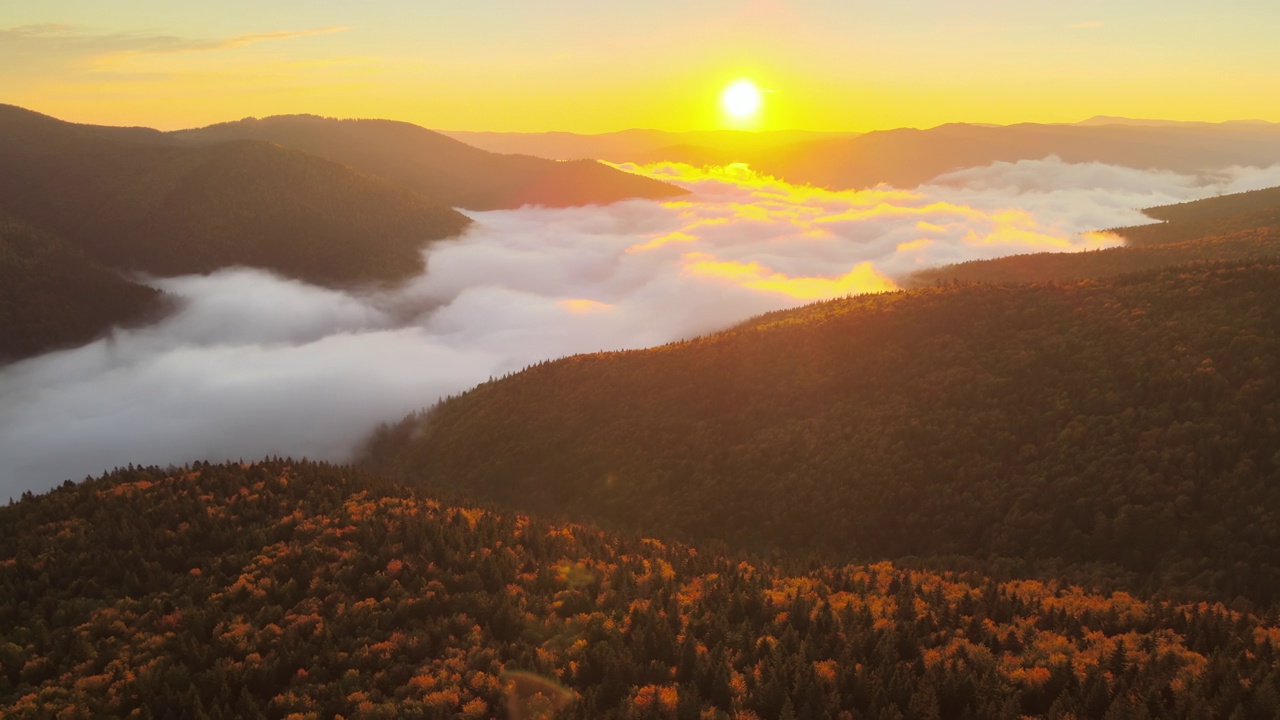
[3,1,1280,132]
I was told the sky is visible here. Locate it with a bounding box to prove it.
[3,1,1280,133]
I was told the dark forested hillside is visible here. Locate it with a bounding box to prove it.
[0,212,166,361]
[170,115,689,210]
[0,104,469,286]
[3,460,1279,719]
[365,263,1280,607]
[906,186,1280,286]
[1141,186,1280,225]
[1119,208,1280,250]
[905,228,1280,287]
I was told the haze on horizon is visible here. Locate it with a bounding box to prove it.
[4,1,1280,134]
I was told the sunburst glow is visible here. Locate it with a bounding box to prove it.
[721,79,763,120]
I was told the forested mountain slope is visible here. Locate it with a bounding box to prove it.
[171,115,689,210]
[1142,186,1280,225]
[1118,189,1280,248]
[906,228,1280,287]
[907,186,1280,286]
[3,460,1279,719]
[0,104,470,286]
[365,263,1280,606]
[0,212,166,361]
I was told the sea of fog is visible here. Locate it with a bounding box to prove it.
[4,158,1280,496]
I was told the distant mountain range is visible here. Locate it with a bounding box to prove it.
[440,128,859,165]
[1075,115,1277,128]
[172,115,688,210]
[7,103,1280,366]
[750,122,1280,190]
[450,119,1280,191]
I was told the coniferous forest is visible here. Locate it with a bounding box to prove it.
[0,212,165,361]
[4,461,1280,719]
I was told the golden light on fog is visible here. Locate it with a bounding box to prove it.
[721,79,763,120]
[683,253,899,301]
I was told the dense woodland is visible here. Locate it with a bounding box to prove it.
[170,115,689,211]
[0,105,470,287]
[4,460,1280,719]
[365,261,1280,608]
[907,188,1280,286]
[0,212,165,361]
[1141,186,1280,225]
[906,227,1280,287]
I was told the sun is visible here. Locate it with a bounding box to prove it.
[721,79,763,120]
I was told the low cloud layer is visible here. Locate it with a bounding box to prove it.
[3,158,1279,496]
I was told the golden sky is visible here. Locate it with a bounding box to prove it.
[3,1,1279,132]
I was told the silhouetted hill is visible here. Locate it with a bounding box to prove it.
[907,186,1280,286]
[0,104,470,286]
[0,212,166,362]
[366,263,1280,607]
[3,459,1278,718]
[748,122,1280,190]
[172,115,689,210]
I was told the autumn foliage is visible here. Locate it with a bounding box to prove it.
[2,461,1279,718]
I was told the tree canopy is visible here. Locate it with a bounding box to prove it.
[3,460,1279,719]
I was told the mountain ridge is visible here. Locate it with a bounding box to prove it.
[430,120,1280,190]
[907,186,1280,286]
[0,104,471,287]
[168,113,689,210]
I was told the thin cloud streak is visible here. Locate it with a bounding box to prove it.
[108,26,352,57]
[2,159,1278,496]
[0,23,350,72]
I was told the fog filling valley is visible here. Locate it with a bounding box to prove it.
[4,158,1280,496]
